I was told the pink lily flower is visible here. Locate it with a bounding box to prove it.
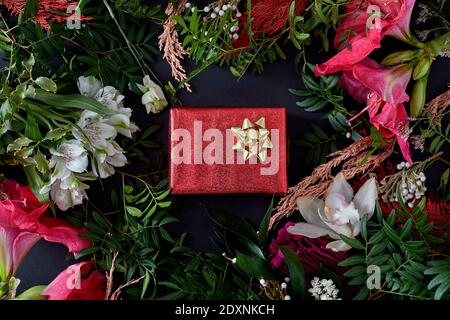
[43,261,106,300]
[0,179,91,282]
[315,0,417,76]
[340,58,413,163]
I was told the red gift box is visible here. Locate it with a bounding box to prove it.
[169,107,288,194]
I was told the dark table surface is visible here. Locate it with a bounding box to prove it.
[15,2,450,290]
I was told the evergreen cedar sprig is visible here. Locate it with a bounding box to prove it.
[158,0,191,91]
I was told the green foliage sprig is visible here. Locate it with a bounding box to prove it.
[338,201,449,300]
[171,0,349,86]
[12,0,162,93]
[71,172,262,300]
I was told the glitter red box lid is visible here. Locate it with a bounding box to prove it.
[169,107,288,194]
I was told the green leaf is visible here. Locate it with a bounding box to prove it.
[360,214,368,242]
[382,220,402,245]
[311,124,328,140]
[279,247,305,298]
[258,196,274,246]
[43,128,68,141]
[305,100,328,112]
[344,265,366,277]
[294,32,310,41]
[35,77,57,93]
[348,274,367,286]
[143,205,157,220]
[340,234,365,250]
[126,206,143,217]
[34,150,49,174]
[25,112,41,140]
[208,208,257,243]
[368,238,389,256]
[31,90,116,116]
[158,201,172,208]
[328,114,346,131]
[324,75,340,90]
[141,270,150,299]
[353,287,369,300]
[288,88,312,97]
[400,218,413,239]
[302,74,322,91]
[74,246,99,259]
[235,251,275,280]
[434,282,450,300]
[338,255,366,267]
[296,96,320,107]
[7,136,33,153]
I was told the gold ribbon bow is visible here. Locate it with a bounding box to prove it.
[231,117,273,162]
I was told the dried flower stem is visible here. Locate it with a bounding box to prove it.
[423,85,450,125]
[104,251,119,300]
[104,251,145,300]
[270,137,394,229]
[109,276,145,300]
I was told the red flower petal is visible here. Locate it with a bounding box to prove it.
[43,261,106,300]
[37,217,91,255]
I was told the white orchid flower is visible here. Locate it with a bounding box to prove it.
[287,172,378,252]
[137,75,168,114]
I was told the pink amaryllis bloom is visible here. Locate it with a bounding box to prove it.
[340,58,413,163]
[43,261,106,300]
[0,179,91,282]
[315,0,416,76]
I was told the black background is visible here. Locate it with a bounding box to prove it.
[14,1,450,292]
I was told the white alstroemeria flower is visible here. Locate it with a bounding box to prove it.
[78,76,139,138]
[105,112,138,139]
[73,111,117,153]
[94,86,125,110]
[78,76,103,98]
[49,140,89,181]
[287,172,378,252]
[137,75,168,114]
[92,141,127,179]
[50,174,90,211]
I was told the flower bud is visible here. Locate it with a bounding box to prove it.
[381,50,418,66]
[12,285,47,300]
[413,56,432,80]
[427,31,450,57]
[410,74,429,118]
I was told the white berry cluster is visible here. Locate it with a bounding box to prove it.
[308,278,341,300]
[381,162,427,208]
[185,1,242,40]
[259,277,292,300]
